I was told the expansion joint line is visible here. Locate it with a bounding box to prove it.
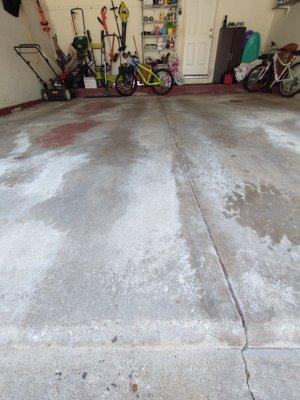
[159,99,256,400]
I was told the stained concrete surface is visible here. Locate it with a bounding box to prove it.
[0,93,299,399]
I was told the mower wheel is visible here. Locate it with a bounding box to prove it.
[63,88,71,101]
[41,89,48,101]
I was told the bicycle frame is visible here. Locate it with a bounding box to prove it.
[131,58,163,86]
[261,52,297,88]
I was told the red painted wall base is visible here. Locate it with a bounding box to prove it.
[76,83,247,98]
[0,99,42,117]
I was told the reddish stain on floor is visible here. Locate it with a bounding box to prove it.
[76,101,119,116]
[14,155,27,160]
[38,120,100,148]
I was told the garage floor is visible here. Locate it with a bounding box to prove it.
[0,93,299,399]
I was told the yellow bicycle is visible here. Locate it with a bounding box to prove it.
[115,52,174,96]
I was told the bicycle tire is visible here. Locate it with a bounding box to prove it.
[115,72,137,96]
[63,88,71,102]
[279,62,300,97]
[41,89,48,101]
[174,72,185,86]
[245,64,270,92]
[151,68,174,95]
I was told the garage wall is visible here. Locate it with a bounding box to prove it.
[267,2,300,48]
[45,0,143,75]
[45,0,275,83]
[0,0,55,109]
[0,0,277,110]
[207,0,274,82]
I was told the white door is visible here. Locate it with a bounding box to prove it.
[182,0,217,76]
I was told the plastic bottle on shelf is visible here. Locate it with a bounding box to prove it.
[167,21,174,36]
[157,37,163,50]
[169,38,175,48]
[161,25,167,36]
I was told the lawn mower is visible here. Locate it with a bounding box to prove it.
[14,44,74,101]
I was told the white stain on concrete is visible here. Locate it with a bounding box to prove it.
[0,221,61,323]
[254,111,300,153]
[99,152,199,304]
[242,270,296,314]
[21,152,89,203]
[0,147,89,218]
[262,124,300,153]
[12,131,31,154]
[0,130,90,325]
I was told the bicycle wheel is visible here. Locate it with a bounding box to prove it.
[115,72,137,96]
[245,64,270,92]
[63,88,71,102]
[279,62,300,97]
[174,72,185,86]
[151,68,174,95]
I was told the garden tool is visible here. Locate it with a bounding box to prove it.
[118,1,129,51]
[97,6,118,62]
[70,8,88,54]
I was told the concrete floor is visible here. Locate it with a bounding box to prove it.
[0,93,299,399]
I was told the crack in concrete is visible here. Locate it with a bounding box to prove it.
[159,99,256,400]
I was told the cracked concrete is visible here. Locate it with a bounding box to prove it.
[0,93,299,399]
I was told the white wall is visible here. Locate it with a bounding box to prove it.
[267,2,300,47]
[45,0,275,83]
[0,0,282,108]
[45,0,142,73]
[0,0,56,109]
[208,0,275,82]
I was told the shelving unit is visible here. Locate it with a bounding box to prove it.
[141,1,179,62]
[272,2,291,14]
[272,0,300,14]
[142,4,179,8]
[144,34,177,38]
[144,20,178,24]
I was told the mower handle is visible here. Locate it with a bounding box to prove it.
[15,44,41,49]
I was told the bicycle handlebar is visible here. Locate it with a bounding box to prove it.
[122,51,138,59]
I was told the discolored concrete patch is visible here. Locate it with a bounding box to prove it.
[37,120,101,148]
[163,93,300,347]
[224,182,300,245]
[75,100,120,116]
[0,165,37,187]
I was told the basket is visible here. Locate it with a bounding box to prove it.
[277,43,298,74]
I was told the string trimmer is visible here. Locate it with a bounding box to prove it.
[110,0,124,52]
[118,1,129,52]
[35,0,56,55]
[97,6,118,62]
